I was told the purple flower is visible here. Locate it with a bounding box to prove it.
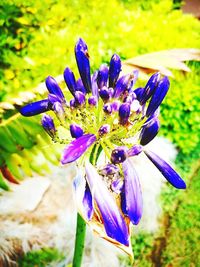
[88,96,98,106]
[61,134,96,164]
[98,124,110,136]
[19,38,186,255]
[99,87,110,101]
[140,116,160,145]
[20,99,50,117]
[75,38,92,93]
[82,182,94,220]
[111,146,128,164]
[48,94,62,105]
[97,64,109,89]
[85,162,129,246]
[113,75,130,98]
[146,76,170,117]
[144,150,186,189]
[121,159,143,225]
[103,103,112,114]
[64,67,76,96]
[140,72,160,105]
[53,102,65,123]
[70,124,84,138]
[74,91,86,105]
[109,54,121,88]
[76,78,87,94]
[119,103,131,125]
[41,114,56,138]
[128,145,143,157]
[45,76,65,102]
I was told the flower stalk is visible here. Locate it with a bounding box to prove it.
[72,213,86,267]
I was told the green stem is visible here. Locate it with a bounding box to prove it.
[72,145,101,267]
[72,213,86,267]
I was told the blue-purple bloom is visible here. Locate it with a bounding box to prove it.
[19,38,186,255]
[41,114,56,138]
[70,124,84,139]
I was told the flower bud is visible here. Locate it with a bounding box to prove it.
[111,101,120,112]
[119,103,130,125]
[134,87,145,103]
[45,76,65,102]
[88,96,97,106]
[75,38,92,93]
[41,114,56,138]
[76,78,86,94]
[64,67,76,96]
[109,54,121,88]
[113,75,131,98]
[53,102,65,123]
[98,124,110,136]
[124,92,136,104]
[103,103,112,114]
[111,146,128,164]
[128,145,143,157]
[140,116,160,145]
[99,87,110,101]
[97,64,109,89]
[70,124,84,138]
[20,99,50,117]
[74,91,86,106]
[48,94,61,106]
[70,98,76,108]
[146,76,170,117]
[140,72,160,105]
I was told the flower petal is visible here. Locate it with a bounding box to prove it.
[41,114,56,138]
[109,54,121,88]
[82,182,94,220]
[140,72,160,105]
[121,159,143,225]
[75,38,92,93]
[113,75,130,98]
[45,76,65,102]
[144,150,186,189]
[64,67,76,96]
[119,103,131,125]
[61,134,96,164]
[97,64,109,89]
[70,123,84,138]
[91,71,99,98]
[140,116,160,146]
[85,162,130,246]
[20,99,50,117]
[146,76,170,117]
[76,78,87,94]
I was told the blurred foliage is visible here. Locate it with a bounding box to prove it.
[160,62,200,154]
[160,148,200,266]
[162,171,200,266]
[0,0,199,100]
[18,247,65,267]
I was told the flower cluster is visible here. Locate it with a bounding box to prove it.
[20,38,186,256]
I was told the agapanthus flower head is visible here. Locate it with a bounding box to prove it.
[19,38,186,257]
